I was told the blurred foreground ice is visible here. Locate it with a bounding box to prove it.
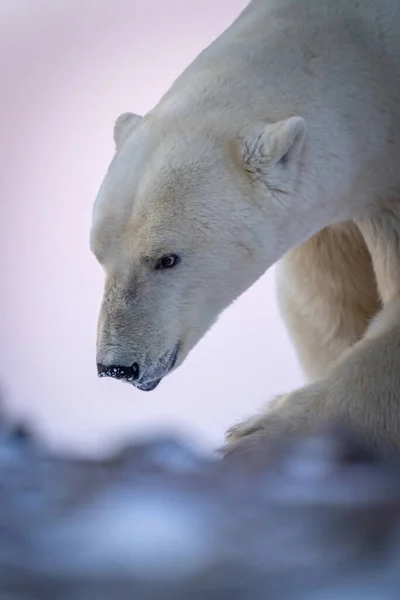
[0,422,400,599]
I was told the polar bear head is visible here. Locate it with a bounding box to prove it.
[91,111,307,391]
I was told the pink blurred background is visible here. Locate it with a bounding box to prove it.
[0,0,303,456]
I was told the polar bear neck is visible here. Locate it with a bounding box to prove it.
[147,0,400,268]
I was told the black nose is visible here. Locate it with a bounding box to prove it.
[97,362,140,382]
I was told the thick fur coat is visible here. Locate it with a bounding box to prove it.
[91,0,400,454]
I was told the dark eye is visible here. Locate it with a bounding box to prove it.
[155,254,180,270]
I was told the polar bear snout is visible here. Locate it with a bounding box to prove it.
[97,362,140,383]
[96,343,180,392]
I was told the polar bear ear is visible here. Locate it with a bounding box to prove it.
[242,116,307,178]
[114,112,143,149]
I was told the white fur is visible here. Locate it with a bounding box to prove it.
[91,0,400,451]
[113,112,143,149]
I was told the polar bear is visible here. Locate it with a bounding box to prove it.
[91,0,400,454]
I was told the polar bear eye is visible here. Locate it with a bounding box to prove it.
[155,254,180,270]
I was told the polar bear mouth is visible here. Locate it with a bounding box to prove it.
[135,378,162,392]
[134,344,180,392]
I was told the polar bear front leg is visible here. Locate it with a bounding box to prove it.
[223,211,400,458]
[222,296,400,457]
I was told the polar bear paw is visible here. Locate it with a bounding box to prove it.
[220,393,292,455]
